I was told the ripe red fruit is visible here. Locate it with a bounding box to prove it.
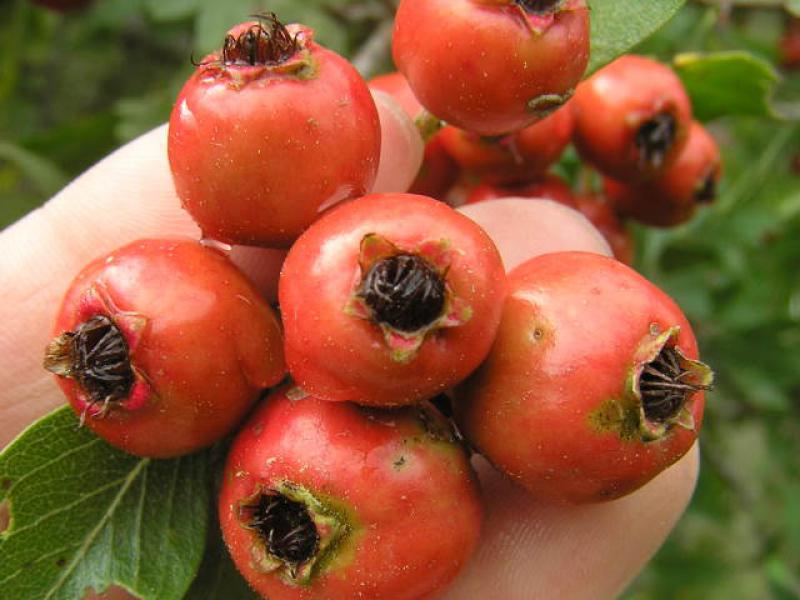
[573,194,635,264]
[219,386,482,600]
[464,173,577,208]
[572,55,693,182]
[168,15,381,248]
[43,239,286,458]
[279,193,506,406]
[368,71,460,199]
[393,0,590,135]
[454,252,713,504]
[604,121,722,227]
[438,105,574,184]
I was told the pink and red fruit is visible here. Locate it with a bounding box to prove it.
[219,386,482,599]
[168,15,381,248]
[393,0,590,135]
[279,193,506,406]
[572,55,693,182]
[455,252,712,504]
[604,121,722,227]
[44,239,286,458]
[438,104,574,184]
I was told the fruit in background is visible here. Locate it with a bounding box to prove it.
[43,239,286,458]
[219,387,482,599]
[457,197,612,272]
[280,193,506,406]
[438,105,574,184]
[780,17,800,69]
[573,194,635,264]
[368,71,460,199]
[464,173,577,208]
[455,252,712,504]
[604,121,722,227]
[393,0,590,135]
[572,55,692,182]
[168,14,381,248]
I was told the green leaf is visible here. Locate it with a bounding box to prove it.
[0,407,209,600]
[587,0,687,74]
[673,51,781,121]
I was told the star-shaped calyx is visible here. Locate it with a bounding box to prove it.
[344,234,473,363]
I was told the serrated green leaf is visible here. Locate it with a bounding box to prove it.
[587,0,687,74]
[674,51,781,121]
[0,407,209,600]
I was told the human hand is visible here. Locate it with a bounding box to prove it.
[0,92,698,600]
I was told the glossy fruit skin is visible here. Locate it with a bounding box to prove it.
[219,386,482,600]
[168,21,381,248]
[438,104,574,184]
[464,173,576,208]
[573,194,634,264]
[279,193,506,406]
[47,239,286,458]
[455,252,708,504]
[368,71,460,199]
[604,121,722,227]
[572,55,693,181]
[393,0,590,135]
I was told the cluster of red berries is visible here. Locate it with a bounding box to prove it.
[43,5,714,599]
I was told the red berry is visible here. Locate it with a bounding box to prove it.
[393,0,590,135]
[219,386,482,599]
[454,252,712,504]
[168,15,381,248]
[464,173,577,208]
[573,193,635,264]
[438,104,574,184]
[43,239,286,458]
[279,193,506,406]
[603,121,722,227]
[572,55,693,181]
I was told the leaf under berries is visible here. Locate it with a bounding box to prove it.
[0,407,209,600]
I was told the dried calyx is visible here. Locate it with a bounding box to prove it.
[635,112,677,171]
[360,254,446,333]
[243,492,320,570]
[43,315,133,411]
[695,171,718,204]
[640,345,710,424]
[239,483,350,584]
[222,12,299,66]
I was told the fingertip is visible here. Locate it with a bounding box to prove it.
[444,444,700,599]
[370,90,424,194]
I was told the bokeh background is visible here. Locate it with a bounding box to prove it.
[1,1,799,598]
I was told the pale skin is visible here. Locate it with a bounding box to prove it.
[0,93,699,600]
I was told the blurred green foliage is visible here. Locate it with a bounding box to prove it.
[1,1,799,598]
